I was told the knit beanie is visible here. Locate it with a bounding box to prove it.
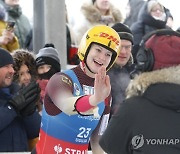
[0,48,14,68]
[36,47,61,72]
[111,23,134,44]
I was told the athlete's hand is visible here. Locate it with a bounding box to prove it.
[89,66,111,106]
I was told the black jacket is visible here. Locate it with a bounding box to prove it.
[130,1,170,62]
[108,64,133,114]
[100,65,180,154]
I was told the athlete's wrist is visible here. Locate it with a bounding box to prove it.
[89,95,100,106]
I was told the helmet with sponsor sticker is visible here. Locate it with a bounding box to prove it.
[78,25,121,71]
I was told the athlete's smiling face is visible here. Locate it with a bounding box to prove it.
[85,43,112,77]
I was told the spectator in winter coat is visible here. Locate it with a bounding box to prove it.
[74,0,123,45]
[12,49,41,150]
[108,23,134,115]
[99,29,180,154]
[0,48,40,152]
[0,3,19,52]
[1,0,32,48]
[130,0,171,63]
[35,43,61,108]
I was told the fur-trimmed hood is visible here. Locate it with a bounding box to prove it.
[81,2,123,24]
[74,2,123,44]
[126,65,180,98]
[137,1,167,29]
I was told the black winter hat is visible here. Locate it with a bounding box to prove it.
[0,48,14,68]
[112,23,134,44]
[36,47,61,72]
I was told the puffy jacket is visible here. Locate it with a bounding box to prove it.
[0,83,41,152]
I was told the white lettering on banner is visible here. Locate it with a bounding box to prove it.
[75,138,88,143]
[78,115,100,121]
[54,144,88,154]
[83,85,94,95]
[65,148,87,154]
[77,127,91,139]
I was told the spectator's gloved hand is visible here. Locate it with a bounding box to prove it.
[9,81,41,114]
[20,98,39,116]
[21,83,41,116]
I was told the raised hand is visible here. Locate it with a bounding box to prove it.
[89,66,111,106]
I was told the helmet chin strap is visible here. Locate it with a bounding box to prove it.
[81,60,96,74]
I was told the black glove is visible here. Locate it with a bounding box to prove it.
[9,81,41,112]
[21,88,41,117]
[20,100,37,116]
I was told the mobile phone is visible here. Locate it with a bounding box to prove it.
[6,21,15,31]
